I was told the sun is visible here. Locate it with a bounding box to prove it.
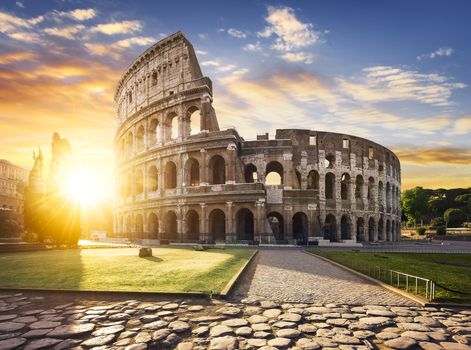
[61,166,106,206]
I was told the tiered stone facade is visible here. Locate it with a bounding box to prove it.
[0,159,27,219]
[113,32,401,245]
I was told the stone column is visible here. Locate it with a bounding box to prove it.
[200,203,207,242]
[226,202,235,242]
[318,213,325,240]
[158,157,163,195]
[336,215,342,242]
[283,153,293,189]
[176,206,183,242]
[226,144,236,184]
[284,205,293,240]
[362,181,368,212]
[200,149,208,185]
[200,96,211,131]
[158,113,164,146]
[143,166,148,200]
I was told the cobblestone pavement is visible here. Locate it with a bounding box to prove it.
[231,250,415,305]
[1,292,470,350]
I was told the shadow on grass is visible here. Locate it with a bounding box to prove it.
[141,256,163,263]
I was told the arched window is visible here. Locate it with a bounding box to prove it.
[164,211,178,241]
[378,217,384,241]
[355,175,364,199]
[307,170,319,190]
[325,154,335,169]
[368,217,375,242]
[325,173,335,199]
[341,215,350,240]
[244,164,257,183]
[149,118,160,145]
[324,214,337,242]
[378,181,384,209]
[209,155,225,184]
[236,208,254,241]
[386,182,391,213]
[148,166,158,192]
[356,217,365,242]
[187,107,201,135]
[265,161,283,185]
[367,177,375,204]
[148,213,159,239]
[293,212,308,243]
[185,158,200,186]
[167,113,178,140]
[185,210,199,241]
[135,214,143,238]
[341,173,350,200]
[136,125,145,151]
[164,161,177,189]
[267,212,284,241]
[209,209,225,242]
[135,169,143,194]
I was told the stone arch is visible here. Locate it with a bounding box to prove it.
[386,182,391,213]
[378,217,384,241]
[236,208,254,241]
[391,220,396,241]
[368,217,375,242]
[355,175,364,199]
[292,212,308,243]
[325,154,335,169]
[149,118,160,145]
[307,170,319,190]
[341,215,351,240]
[356,217,365,242]
[341,173,350,200]
[378,181,384,211]
[136,125,145,151]
[267,211,284,241]
[209,155,226,185]
[148,213,159,239]
[185,210,199,241]
[134,169,144,194]
[164,211,178,241]
[164,161,177,189]
[325,172,335,199]
[367,177,375,202]
[148,166,158,192]
[324,214,337,242]
[209,209,226,242]
[266,161,283,185]
[187,106,201,136]
[244,163,257,183]
[135,214,143,238]
[386,219,391,241]
[166,112,178,141]
[185,158,200,186]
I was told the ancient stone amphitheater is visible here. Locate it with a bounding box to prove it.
[113,32,401,245]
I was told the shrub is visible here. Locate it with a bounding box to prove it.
[416,227,426,235]
[444,208,466,227]
[431,217,446,228]
[436,226,446,235]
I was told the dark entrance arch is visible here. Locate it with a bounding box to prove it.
[165,211,178,241]
[185,210,199,241]
[267,212,284,241]
[340,215,350,240]
[378,217,384,241]
[236,208,254,241]
[209,155,225,184]
[148,213,159,239]
[244,164,257,183]
[368,217,375,242]
[324,214,337,242]
[356,217,365,242]
[292,212,308,244]
[209,209,225,242]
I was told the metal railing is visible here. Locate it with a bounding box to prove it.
[351,261,436,301]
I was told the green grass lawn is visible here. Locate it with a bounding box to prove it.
[309,250,471,303]
[0,247,254,294]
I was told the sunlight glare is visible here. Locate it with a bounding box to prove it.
[62,166,106,205]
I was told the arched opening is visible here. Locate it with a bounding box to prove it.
[148,166,158,192]
[185,210,199,241]
[324,154,335,169]
[295,170,302,189]
[292,212,308,243]
[378,181,384,211]
[209,155,225,185]
[135,214,143,239]
[325,172,335,199]
[148,213,159,239]
[167,113,178,140]
[165,211,178,241]
[164,161,177,189]
[341,173,350,200]
[185,158,200,186]
[324,214,337,242]
[368,217,375,242]
[187,107,201,135]
[244,164,257,183]
[355,175,364,199]
[135,169,143,194]
[265,161,283,185]
[267,212,284,241]
[391,220,396,241]
[356,217,365,242]
[367,177,375,202]
[386,219,391,241]
[149,118,160,145]
[378,217,384,241]
[341,215,350,240]
[209,209,225,242]
[307,170,319,190]
[386,183,391,213]
[136,125,145,151]
[236,208,254,241]
[126,132,133,157]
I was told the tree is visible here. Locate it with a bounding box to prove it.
[444,208,466,228]
[402,187,429,224]
[0,212,21,237]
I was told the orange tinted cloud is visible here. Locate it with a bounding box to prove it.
[393,147,471,165]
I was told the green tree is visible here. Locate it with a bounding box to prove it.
[402,187,429,224]
[444,208,466,228]
[0,212,21,238]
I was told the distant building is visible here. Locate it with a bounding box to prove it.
[0,159,28,223]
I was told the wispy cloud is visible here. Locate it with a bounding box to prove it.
[91,20,142,35]
[227,28,247,39]
[58,8,96,21]
[280,52,313,64]
[85,36,155,60]
[44,24,85,40]
[447,116,471,135]
[0,11,44,33]
[8,31,41,43]
[243,42,262,52]
[417,47,453,61]
[0,51,36,64]
[394,147,471,165]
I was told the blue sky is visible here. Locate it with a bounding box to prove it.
[0,0,470,192]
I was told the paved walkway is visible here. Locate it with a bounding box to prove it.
[232,250,416,305]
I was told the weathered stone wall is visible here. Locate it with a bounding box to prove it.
[113,32,401,245]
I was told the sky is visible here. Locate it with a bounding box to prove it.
[0,0,470,199]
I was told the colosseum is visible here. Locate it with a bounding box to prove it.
[113,32,401,246]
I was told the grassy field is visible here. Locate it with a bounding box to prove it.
[0,247,254,293]
[310,250,471,303]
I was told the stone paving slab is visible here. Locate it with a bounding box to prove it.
[231,250,416,305]
[0,292,470,350]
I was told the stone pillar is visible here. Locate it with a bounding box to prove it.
[336,215,341,242]
[318,213,325,240]
[200,149,208,185]
[283,153,293,189]
[284,205,293,240]
[200,96,211,131]
[349,178,356,210]
[226,144,236,184]
[362,181,368,212]
[319,173,326,212]
[158,157,163,195]
[158,113,164,146]
[200,203,207,242]
[255,201,265,243]
[226,202,235,242]
[176,206,183,242]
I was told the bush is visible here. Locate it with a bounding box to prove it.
[431,217,446,228]
[444,208,466,227]
[416,227,426,235]
[436,226,446,235]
